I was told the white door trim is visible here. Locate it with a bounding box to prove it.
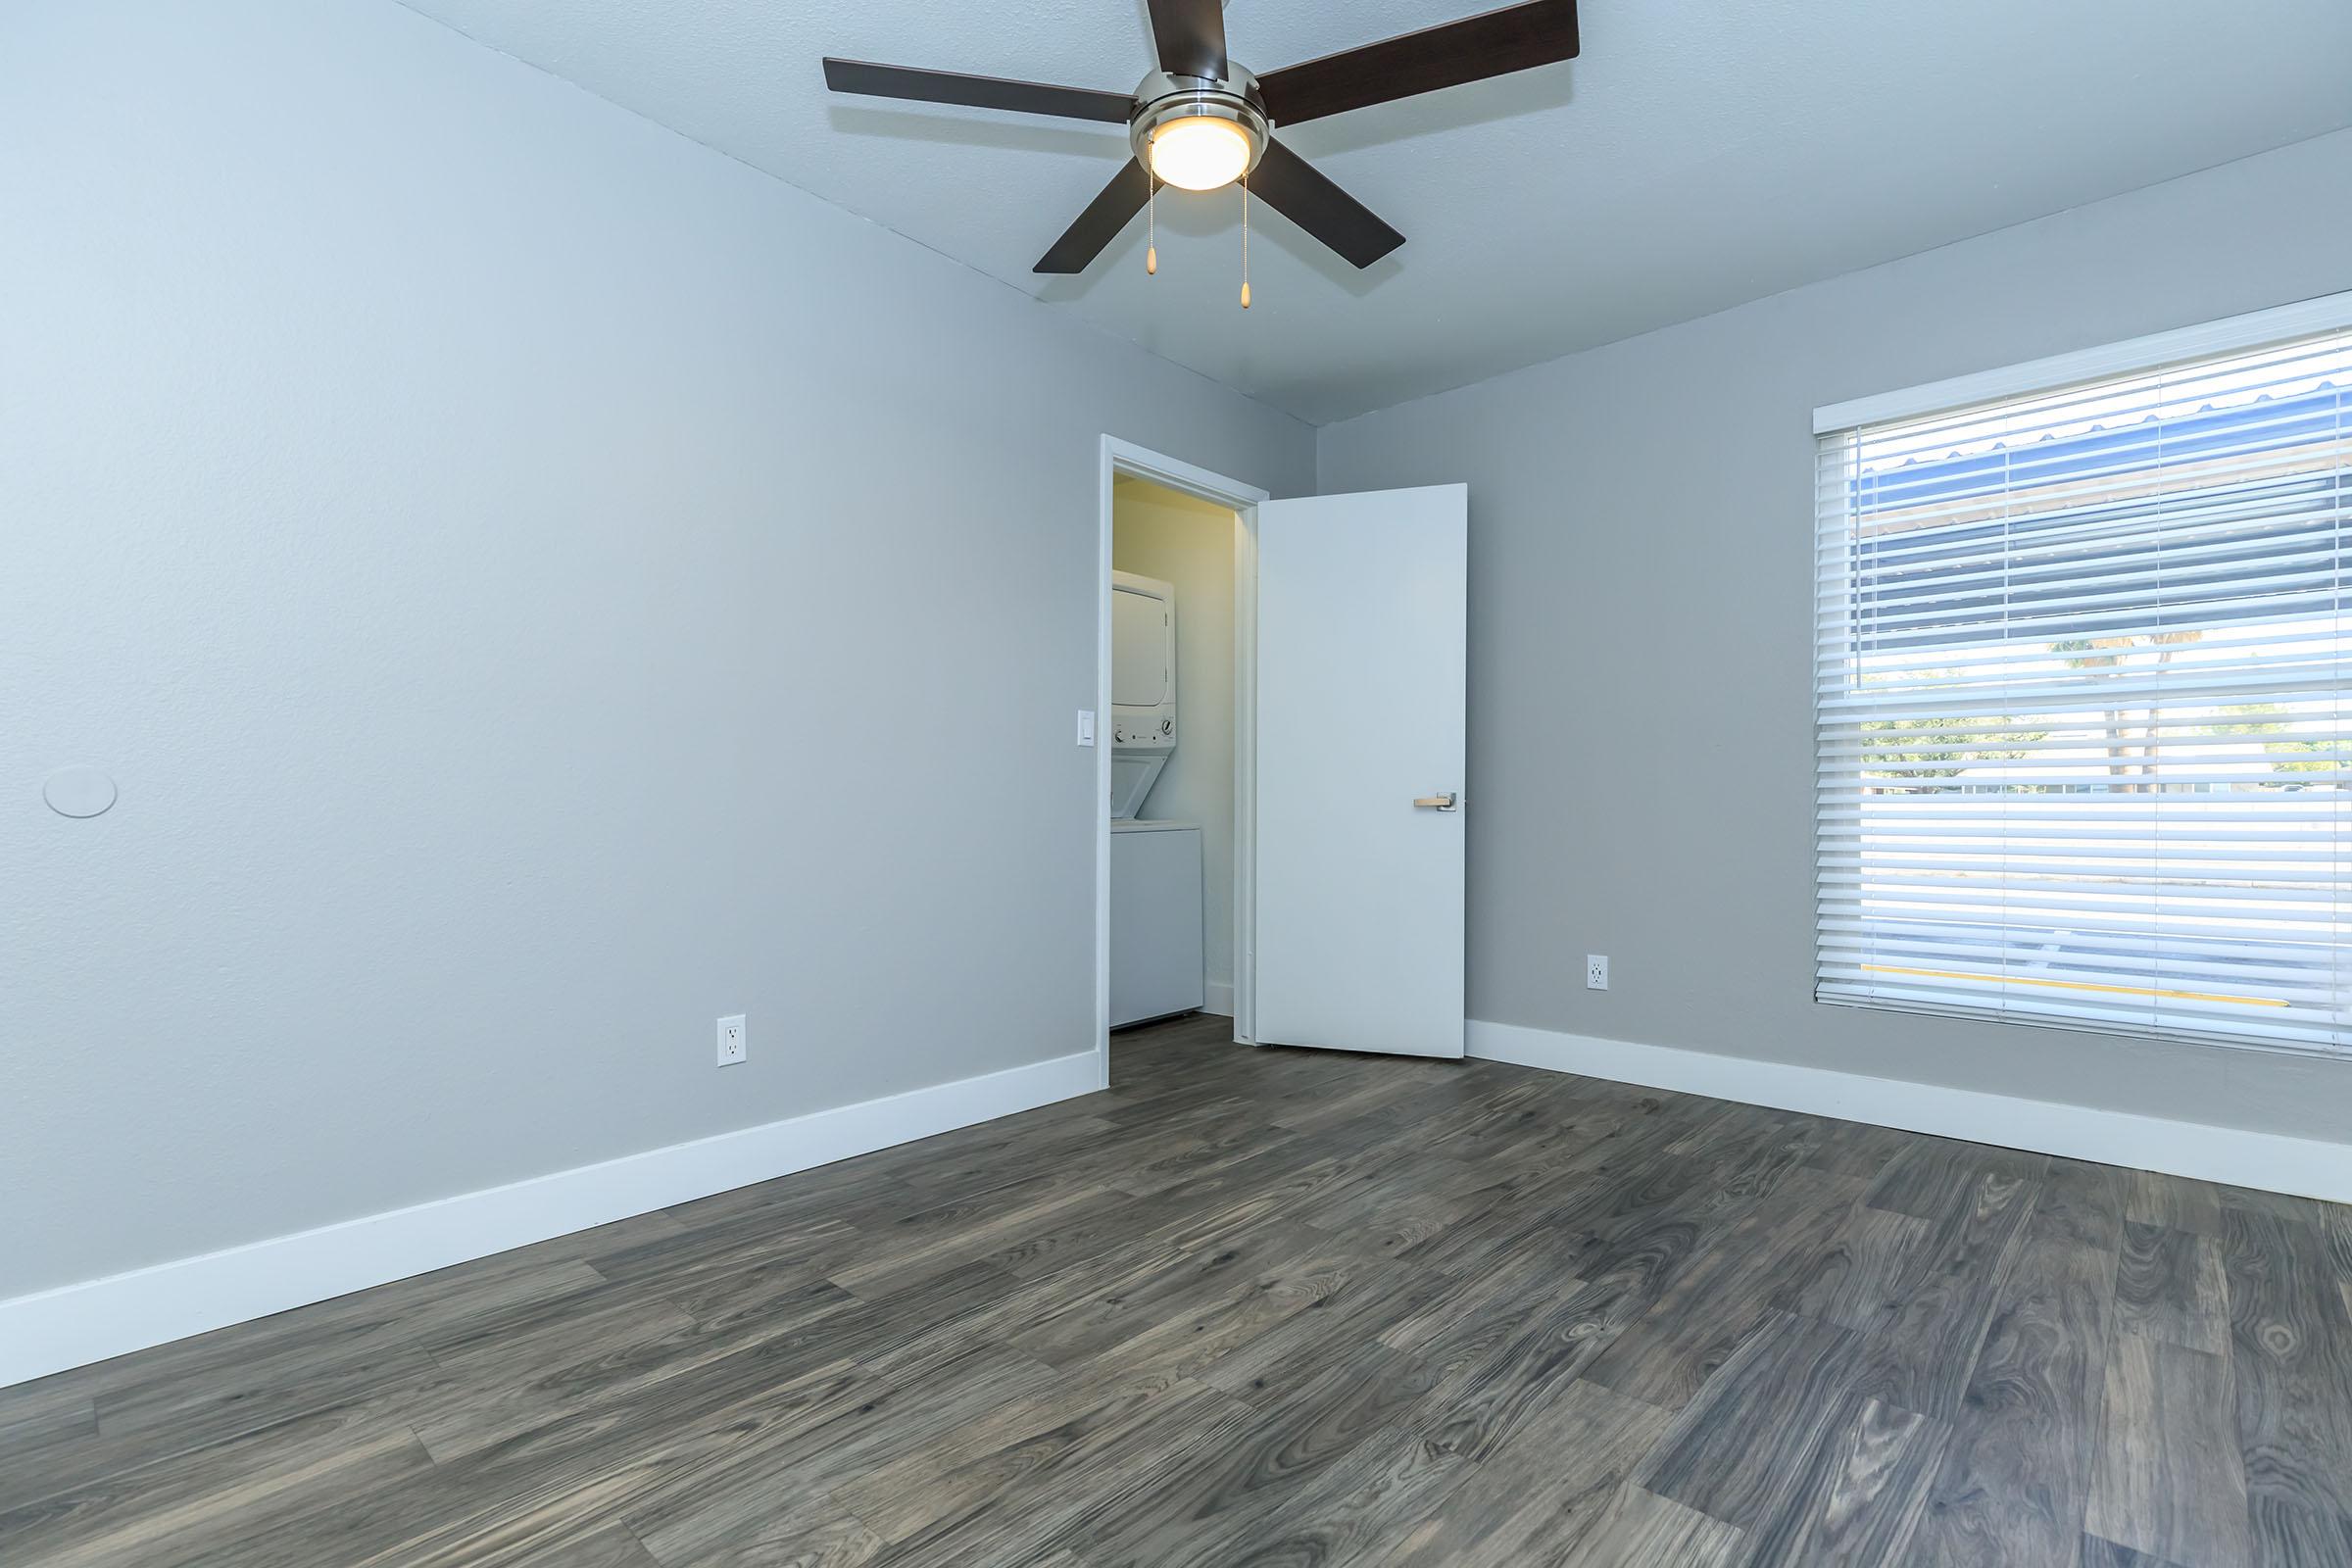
[1098,438,1271,1086]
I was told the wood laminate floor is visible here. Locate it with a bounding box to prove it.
[6,1013,2351,1567]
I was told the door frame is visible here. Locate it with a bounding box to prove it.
[1097,436,1271,1088]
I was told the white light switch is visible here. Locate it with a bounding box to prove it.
[1077,710,1097,747]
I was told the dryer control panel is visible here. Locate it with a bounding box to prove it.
[1112,715,1176,748]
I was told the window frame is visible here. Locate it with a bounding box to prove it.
[1810,290,2352,1059]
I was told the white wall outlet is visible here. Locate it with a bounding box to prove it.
[1585,955,1609,991]
[1076,709,1097,747]
[715,1013,747,1066]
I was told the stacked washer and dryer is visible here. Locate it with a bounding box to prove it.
[1108,570,1205,1027]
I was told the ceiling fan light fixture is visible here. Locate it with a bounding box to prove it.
[823,0,1583,276]
[1149,115,1251,191]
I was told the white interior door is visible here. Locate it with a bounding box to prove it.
[1252,484,1466,1057]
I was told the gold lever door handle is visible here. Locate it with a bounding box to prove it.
[1414,793,1459,811]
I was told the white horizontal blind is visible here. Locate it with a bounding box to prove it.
[1816,326,2352,1054]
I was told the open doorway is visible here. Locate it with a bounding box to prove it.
[1094,443,1469,1089]
[1112,477,1236,1026]
[1095,440,1266,1088]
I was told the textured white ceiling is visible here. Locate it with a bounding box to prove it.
[400,0,2352,422]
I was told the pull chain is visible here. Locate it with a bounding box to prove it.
[1239,173,1250,309]
[1146,174,1157,275]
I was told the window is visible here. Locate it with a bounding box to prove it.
[1814,304,2352,1055]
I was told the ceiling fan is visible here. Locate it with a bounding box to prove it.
[822,0,1580,276]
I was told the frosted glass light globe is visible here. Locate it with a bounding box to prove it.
[1150,116,1250,191]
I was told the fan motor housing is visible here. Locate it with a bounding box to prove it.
[1129,68,1270,174]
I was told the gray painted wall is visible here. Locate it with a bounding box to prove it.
[0,0,1313,1298]
[1319,127,2352,1145]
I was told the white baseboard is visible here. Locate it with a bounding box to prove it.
[1468,1020,2352,1205]
[1203,980,1236,1018]
[0,1050,1100,1391]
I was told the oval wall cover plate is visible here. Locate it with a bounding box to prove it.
[43,765,118,818]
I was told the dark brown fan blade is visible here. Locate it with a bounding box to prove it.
[1256,0,1578,126]
[1245,140,1403,269]
[1147,0,1228,81]
[822,59,1134,123]
[1036,160,1153,273]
